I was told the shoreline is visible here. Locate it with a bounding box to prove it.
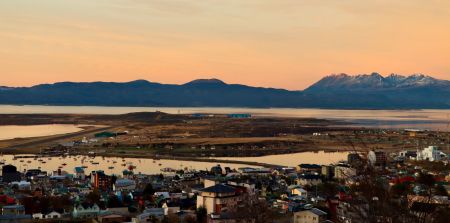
[5,150,351,169]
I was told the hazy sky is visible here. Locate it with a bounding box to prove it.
[1,0,450,90]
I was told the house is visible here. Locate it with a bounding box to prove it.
[32,211,62,220]
[73,204,101,219]
[296,164,322,173]
[293,208,327,223]
[46,211,62,219]
[133,208,165,223]
[97,214,126,223]
[2,205,25,215]
[290,186,308,197]
[196,184,243,215]
[11,181,31,190]
[296,174,322,186]
[114,179,136,191]
[334,165,357,180]
[162,203,180,216]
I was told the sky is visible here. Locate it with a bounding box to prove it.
[1,0,450,90]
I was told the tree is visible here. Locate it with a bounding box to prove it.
[143,183,155,200]
[107,195,122,208]
[196,206,207,223]
[86,189,101,204]
[184,215,196,223]
[232,198,275,223]
[434,185,448,196]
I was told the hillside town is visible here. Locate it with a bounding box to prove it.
[0,143,448,223]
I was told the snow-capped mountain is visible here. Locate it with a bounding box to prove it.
[305,73,449,91]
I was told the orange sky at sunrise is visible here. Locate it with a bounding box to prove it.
[1,0,450,90]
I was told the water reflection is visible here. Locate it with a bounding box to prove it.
[0,125,84,140]
[0,155,259,176]
[0,151,348,176]
[215,151,349,166]
[1,105,449,130]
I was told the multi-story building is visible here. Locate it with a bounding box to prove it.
[293,208,327,223]
[334,165,357,180]
[91,171,111,191]
[197,184,241,215]
[368,151,387,167]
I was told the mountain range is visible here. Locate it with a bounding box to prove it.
[1,73,449,109]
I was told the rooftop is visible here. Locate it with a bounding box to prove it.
[199,184,236,194]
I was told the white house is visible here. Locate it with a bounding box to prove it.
[73,204,101,219]
[32,213,45,220]
[32,211,62,220]
[417,146,445,161]
[46,211,62,219]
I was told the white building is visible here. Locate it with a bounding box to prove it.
[417,146,445,161]
[32,211,62,220]
[73,204,101,219]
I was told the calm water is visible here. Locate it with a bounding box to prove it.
[1,154,260,175]
[0,124,84,140]
[0,105,449,130]
[216,151,348,166]
[1,151,346,175]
